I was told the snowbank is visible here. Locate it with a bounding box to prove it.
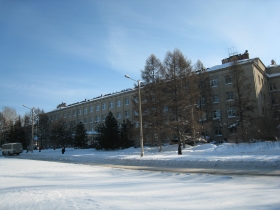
[4,142,280,171]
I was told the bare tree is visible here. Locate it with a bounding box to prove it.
[230,59,256,142]
[162,49,194,146]
[195,60,212,142]
[139,54,167,151]
[1,106,17,124]
[0,107,18,144]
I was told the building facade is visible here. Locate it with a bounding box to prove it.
[46,52,280,143]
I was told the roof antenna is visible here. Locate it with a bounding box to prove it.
[227,47,238,57]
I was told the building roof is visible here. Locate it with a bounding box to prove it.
[206,58,255,72]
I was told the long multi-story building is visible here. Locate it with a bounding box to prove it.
[46,51,280,144]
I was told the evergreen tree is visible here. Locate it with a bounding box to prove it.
[95,112,120,150]
[73,121,88,148]
[49,119,72,148]
[38,113,50,149]
[119,119,134,149]
[12,116,26,146]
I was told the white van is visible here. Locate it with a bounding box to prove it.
[2,143,23,155]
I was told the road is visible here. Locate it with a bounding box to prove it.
[78,163,280,176]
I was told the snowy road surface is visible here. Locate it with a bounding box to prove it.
[1,142,280,209]
[1,157,280,210]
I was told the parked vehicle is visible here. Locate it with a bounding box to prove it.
[2,143,23,155]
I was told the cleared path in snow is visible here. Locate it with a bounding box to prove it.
[99,164,280,176]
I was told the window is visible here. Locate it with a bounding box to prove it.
[90,106,93,112]
[90,117,93,123]
[210,78,218,87]
[213,110,221,119]
[134,111,139,116]
[78,109,81,115]
[73,120,76,126]
[117,112,121,119]
[224,75,233,84]
[83,118,87,124]
[228,108,236,118]
[270,83,277,91]
[102,103,106,110]
[273,111,279,119]
[198,97,205,106]
[272,98,278,105]
[125,111,130,117]
[214,127,222,136]
[133,96,138,103]
[95,116,100,122]
[96,105,99,111]
[199,112,206,122]
[229,126,237,133]
[64,113,66,118]
[68,112,71,117]
[258,75,261,85]
[109,102,113,109]
[212,95,220,103]
[226,92,234,101]
[163,105,168,112]
[102,115,106,121]
[125,98,129,105]
[84,108,87,114]
[117,100,121,107]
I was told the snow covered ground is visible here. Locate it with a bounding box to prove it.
[1,142,280,209]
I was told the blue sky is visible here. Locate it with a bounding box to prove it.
[1,0,280,117]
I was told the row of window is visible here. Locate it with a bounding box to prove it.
[67,111,131,126]
[210,75,233,87]
[198,92,234,105]
[213,108,236,119]
[52,110,131,123]
[52,98,131,120]
[85,111,131,123]
[214,126,236,136]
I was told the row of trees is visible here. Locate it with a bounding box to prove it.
[1,49,279,150]
[0,107,90,149]
[134,49,279,148]
[135,49,213,150]
[0,107,135,151]
[95,112,135,150]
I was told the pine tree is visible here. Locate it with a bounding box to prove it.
[38,113,50,149]
[95,112,120,150]
[73,121,88,148]
[119,119,134,149]
[49,119,72,148]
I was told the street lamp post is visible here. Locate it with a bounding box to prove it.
[125,75,144,157]
[23,105,35,152]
